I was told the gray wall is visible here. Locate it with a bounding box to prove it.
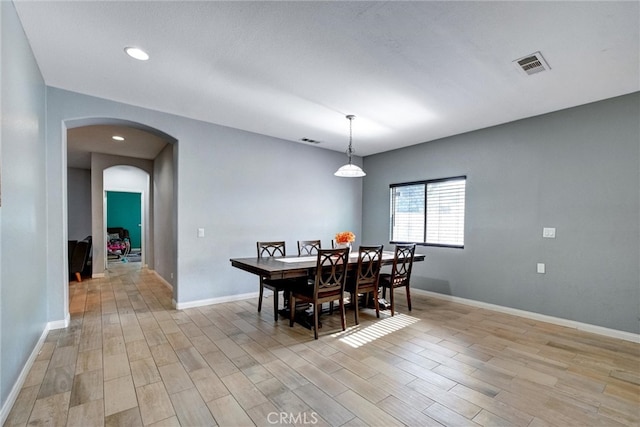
[0,0,48,409]
[46,87,363,311]
[5,0,633,417]
[153,143,177,294]
[363,93,640,334]
[174,117,363,304]
[67,167,92,240]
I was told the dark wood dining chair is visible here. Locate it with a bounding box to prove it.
[379,243,416,316]
[297,239,321,256]
[345,245,384,325]
[257,241,291,321]
[289,248,350,339]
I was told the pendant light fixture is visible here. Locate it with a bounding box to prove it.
[334,115,366,177]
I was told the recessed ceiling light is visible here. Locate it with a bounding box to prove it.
[124,47,149,61]
[112,135,125,141]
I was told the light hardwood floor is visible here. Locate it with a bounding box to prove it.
[5,263,639,426]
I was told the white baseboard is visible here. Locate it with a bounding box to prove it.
[163,283,638,342]
[175,291,263,310]
[412,288,640,343]
[91,272,105,278]
[0,324,50,425]
[150,270,173,291]
[48,314,70,330]
[0,312,74,423]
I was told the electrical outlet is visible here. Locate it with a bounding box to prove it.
[537,263,546,274]
[198,228,205,238]
[543,227,556,238]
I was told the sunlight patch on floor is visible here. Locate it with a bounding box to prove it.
[332,313,420,348]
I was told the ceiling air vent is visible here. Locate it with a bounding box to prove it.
[300,137,321,144]
[513,51,550,76]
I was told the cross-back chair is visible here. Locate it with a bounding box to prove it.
[345,245,384,324]
[257,241,290,321]
[379,243,416,316]
[297,240,321,256]
[289,248,350,339]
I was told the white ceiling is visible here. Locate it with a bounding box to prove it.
[14,1,639,163]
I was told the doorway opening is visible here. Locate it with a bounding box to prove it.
[103,165,149,271]
[64,117,178,326]
[106,190,143,265]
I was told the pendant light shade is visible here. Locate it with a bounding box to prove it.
[334,115,366,177]
[334,163,366,177]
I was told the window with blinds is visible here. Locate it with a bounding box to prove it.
[390,176,466,248]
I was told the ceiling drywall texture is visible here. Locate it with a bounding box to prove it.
[15,1,640,158]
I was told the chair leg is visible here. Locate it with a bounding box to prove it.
[339,298,346,331]
[283,290,290,309]
[389,287,395,316]
[406,285,412,311]
[313,304,319,340]
[351,292,359,325]
[372,288,380,318]
[273,290,279,322]
[289,295,296,327]
[258,283,264,313]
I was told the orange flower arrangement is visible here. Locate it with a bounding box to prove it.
[335,231,355,244]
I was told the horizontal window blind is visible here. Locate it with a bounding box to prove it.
[390,176,466,248]
[426,178,466,246]
[390,184,425,242]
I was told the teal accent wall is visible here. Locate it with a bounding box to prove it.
[107,191,141,248]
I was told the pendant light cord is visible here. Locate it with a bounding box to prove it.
[346,115,355,164]
[334,114,365,177]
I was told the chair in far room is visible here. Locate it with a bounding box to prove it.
[106,228,130,260]
[69,236,92,282]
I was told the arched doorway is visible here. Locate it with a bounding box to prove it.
[64,118,177,319]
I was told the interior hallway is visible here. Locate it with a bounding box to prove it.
[4,264,639,426]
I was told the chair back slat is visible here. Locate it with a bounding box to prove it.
[257,241,286,258]
[256,241,288,321]
[356,245,384,288]
[390,244,416,286]
[298,240,321,256]
[314,248,349,299]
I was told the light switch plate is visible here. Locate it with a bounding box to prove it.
[537,263,546,274]
[543,227,556,238]
[197,228,205,238]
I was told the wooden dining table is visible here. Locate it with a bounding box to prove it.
[230,250,425,327]
[229,251,425,282]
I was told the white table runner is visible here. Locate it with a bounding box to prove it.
[276,252,395,263]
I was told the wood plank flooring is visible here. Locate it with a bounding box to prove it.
[5,263,639,426]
